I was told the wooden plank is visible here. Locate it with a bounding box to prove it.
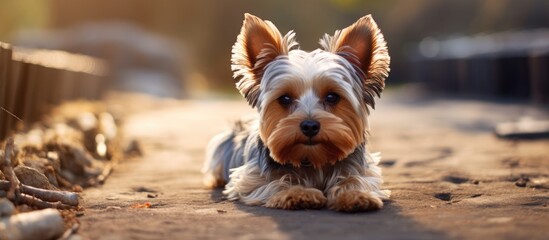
[1,45,109,139]
[23,63,40,124]
[45,67,62,108]
[61,70,77,102]
[83,72,101,100]
[31,64,48,123]
[0,43,8,140]
[1,44,14,139]
[8,60,28,134]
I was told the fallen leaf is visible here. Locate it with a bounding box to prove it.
[131,202,152,209]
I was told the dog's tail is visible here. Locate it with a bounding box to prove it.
[203,130,235,188]
[203,117,257,188]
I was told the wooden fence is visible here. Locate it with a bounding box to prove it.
[0,42,108,141]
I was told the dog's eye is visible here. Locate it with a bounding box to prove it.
[325,92,340,105]
[278,95,293,106]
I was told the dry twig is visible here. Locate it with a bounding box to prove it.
[1,138,20,200]
[0,138,79,209]
[0,180,79,206]
[17,193,73,210]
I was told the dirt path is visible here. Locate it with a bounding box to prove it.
[79,93,549,239]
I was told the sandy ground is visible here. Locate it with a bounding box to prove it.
[78,90,549,240]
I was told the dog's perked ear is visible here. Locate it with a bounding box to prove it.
[231,13,299,107]
[320,15,390,108]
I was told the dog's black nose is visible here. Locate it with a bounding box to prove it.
[300,120,320,137]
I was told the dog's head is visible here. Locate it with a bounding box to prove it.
[231,14,390,168]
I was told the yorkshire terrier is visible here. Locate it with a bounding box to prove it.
[204,13,390,212]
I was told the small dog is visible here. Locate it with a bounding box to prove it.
[204,13,390,212]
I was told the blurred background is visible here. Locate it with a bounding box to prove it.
[2,2,548,238]
[1,0,548,100]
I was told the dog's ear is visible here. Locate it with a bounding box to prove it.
[320,15,390,108]
[232,13,298,107]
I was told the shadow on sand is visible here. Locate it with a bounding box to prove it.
[210,189,446,240]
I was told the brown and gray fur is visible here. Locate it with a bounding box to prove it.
[203,13,390,212]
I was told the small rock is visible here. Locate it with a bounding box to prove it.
[434,193,452,201]
[443,175,469,184]
[147,193,158,198]
[125,140,143,157]
[487,217,513,224]
[14,165,57,190]
[132,186,157,193]
[21,156,50,174]
[527,177,549,189]
[515,177,529,187]
[0,199,16,217]
[105,206,121,211]
[106,196,119,200]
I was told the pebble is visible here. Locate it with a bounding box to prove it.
[0,198,15,217]
[105,206,122,211]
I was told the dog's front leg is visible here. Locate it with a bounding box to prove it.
[325,175,385,212]
[264,184,327,210]
[226,167,327,210]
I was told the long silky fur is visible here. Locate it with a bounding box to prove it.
[204,118,390,205]
[205,13,391,209]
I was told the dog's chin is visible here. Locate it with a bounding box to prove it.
[268,140,354,169]
[301,139,320,146]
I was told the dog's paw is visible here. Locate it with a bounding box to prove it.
[265,186,327,210]
[329,191,383,212]
[203,173,225,188]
